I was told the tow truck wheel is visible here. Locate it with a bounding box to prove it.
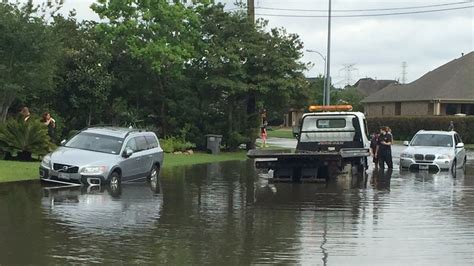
[356,158,367,175]
[462,157,467,173]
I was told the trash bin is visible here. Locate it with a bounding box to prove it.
[205,134,223,154]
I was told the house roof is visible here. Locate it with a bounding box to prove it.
[353,78,398,96]
[361,52,474,103]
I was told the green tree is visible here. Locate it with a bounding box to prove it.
[192,5,309,149]
[307,76,325,105]
[92,0,207,135]
[0,2,58,121]
[45,15,112,129]
[332,86,365,112]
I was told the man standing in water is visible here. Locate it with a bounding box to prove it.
[376,126,393,169]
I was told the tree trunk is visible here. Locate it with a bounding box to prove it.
[87,108,92,126]
[157,75,167,136]
[0,92,15,122]
[245,91,258,150]
[226,97,234,149]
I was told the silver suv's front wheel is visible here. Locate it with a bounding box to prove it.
[109,171,121,189]
[149,165,160,191]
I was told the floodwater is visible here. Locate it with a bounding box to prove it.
[1,149,474,265]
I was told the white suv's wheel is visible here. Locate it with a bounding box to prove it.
[451,160,457,177]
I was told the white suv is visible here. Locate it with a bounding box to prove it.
[400,130,467,173]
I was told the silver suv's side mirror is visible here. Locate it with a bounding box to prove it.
[122,147,133,158]
[60,139,67,146]
[403,141,409,146]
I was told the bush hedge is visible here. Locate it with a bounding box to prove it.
[367,116,474,143]
[160,137,196,153]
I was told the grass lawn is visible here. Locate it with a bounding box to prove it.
[0,160,40,183]
[266,127,294,139]
[0,151,247,184]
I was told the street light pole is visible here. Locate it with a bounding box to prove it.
[306,49,326,105]
[325,0,332,106]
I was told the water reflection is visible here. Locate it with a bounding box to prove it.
[41,183,162,236]
[0,159,473,265]
[371,168,393,191]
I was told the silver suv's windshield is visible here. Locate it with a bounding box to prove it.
[65,132,124,154]
[411,134,453,147]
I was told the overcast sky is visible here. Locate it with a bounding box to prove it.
[32,0,474,86]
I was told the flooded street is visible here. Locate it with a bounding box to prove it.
[1,148,474,264]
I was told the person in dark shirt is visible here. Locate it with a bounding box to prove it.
[370,131,380,167]
[376,126,393,169]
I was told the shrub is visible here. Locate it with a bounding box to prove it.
[367,116,474,143]
[0,119,54,160]
[160,136,196,153]
[225,132,248,151]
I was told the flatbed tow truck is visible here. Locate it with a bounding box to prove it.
[248,105,370,182]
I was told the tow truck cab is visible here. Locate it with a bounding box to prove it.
[296,111,370,152]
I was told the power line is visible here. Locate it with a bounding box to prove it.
[255,5,474,18]
[255,1,472,12]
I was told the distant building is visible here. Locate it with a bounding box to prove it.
[361,52,474,116]
[284,108,304,128]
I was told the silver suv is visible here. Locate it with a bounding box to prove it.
[40,127,164,186]
[400,130,466,173]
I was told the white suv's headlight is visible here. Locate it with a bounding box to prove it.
[41,155,51,169]
[80,166,107,175]
[437,154,452,160]
[400,153,413,158]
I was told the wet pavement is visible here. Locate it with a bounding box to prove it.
[0,143,474,264]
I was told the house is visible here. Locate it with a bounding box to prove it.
[361,52,474,116]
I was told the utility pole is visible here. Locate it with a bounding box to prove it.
[247,0,255,23]
[401,61,407,84]
[246,0,256,150]
[325,0,332,105]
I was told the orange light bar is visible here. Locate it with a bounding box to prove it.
[308,105,353,112]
